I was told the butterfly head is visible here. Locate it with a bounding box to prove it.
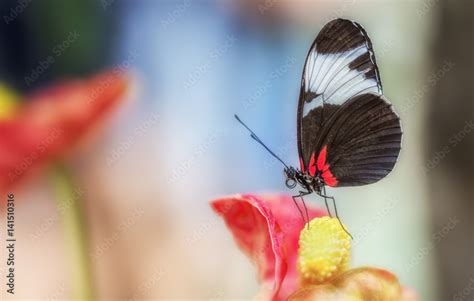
[284,166,312,190]
[284,166,299,189]
[284,166,325,194]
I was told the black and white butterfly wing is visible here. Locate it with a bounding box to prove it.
[297,18,402,187]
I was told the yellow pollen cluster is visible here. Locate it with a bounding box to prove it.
[297,217,351,285]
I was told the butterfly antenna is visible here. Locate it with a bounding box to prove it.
[234,114,290,169]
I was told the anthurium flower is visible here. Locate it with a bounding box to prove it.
[211,194,327,300]
[0,70,129,197]
[210,194,418,301]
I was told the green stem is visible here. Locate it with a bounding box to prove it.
[51,164,95,300]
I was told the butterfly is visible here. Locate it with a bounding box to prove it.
[235,19,402,233]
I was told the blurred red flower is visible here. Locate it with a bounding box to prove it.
[0,70,129,199]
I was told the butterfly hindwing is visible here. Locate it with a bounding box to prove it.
[314,93,401,186]
[297,19,401,187]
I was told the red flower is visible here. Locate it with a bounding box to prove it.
[211,194,418,301]
[211,194,326,300]
[0,70,129,198]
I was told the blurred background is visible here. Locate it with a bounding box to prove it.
[0,0,472,300]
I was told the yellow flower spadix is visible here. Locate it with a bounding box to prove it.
[298,217,351,285]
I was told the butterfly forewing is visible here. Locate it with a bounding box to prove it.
[297,19,401,187]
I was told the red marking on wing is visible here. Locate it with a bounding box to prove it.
[316,146,338,187]
[299,157,305,173]
[322,169,338,187]
[316,146,328,171]
[308,152,316,176]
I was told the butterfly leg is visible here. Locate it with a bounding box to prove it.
[319,187,353,239]
[291,194,306,226]
[299,190,312,228]
[323,195,332,218]
[292,190,312,227]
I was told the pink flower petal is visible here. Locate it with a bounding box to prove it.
[211,193,326,301]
